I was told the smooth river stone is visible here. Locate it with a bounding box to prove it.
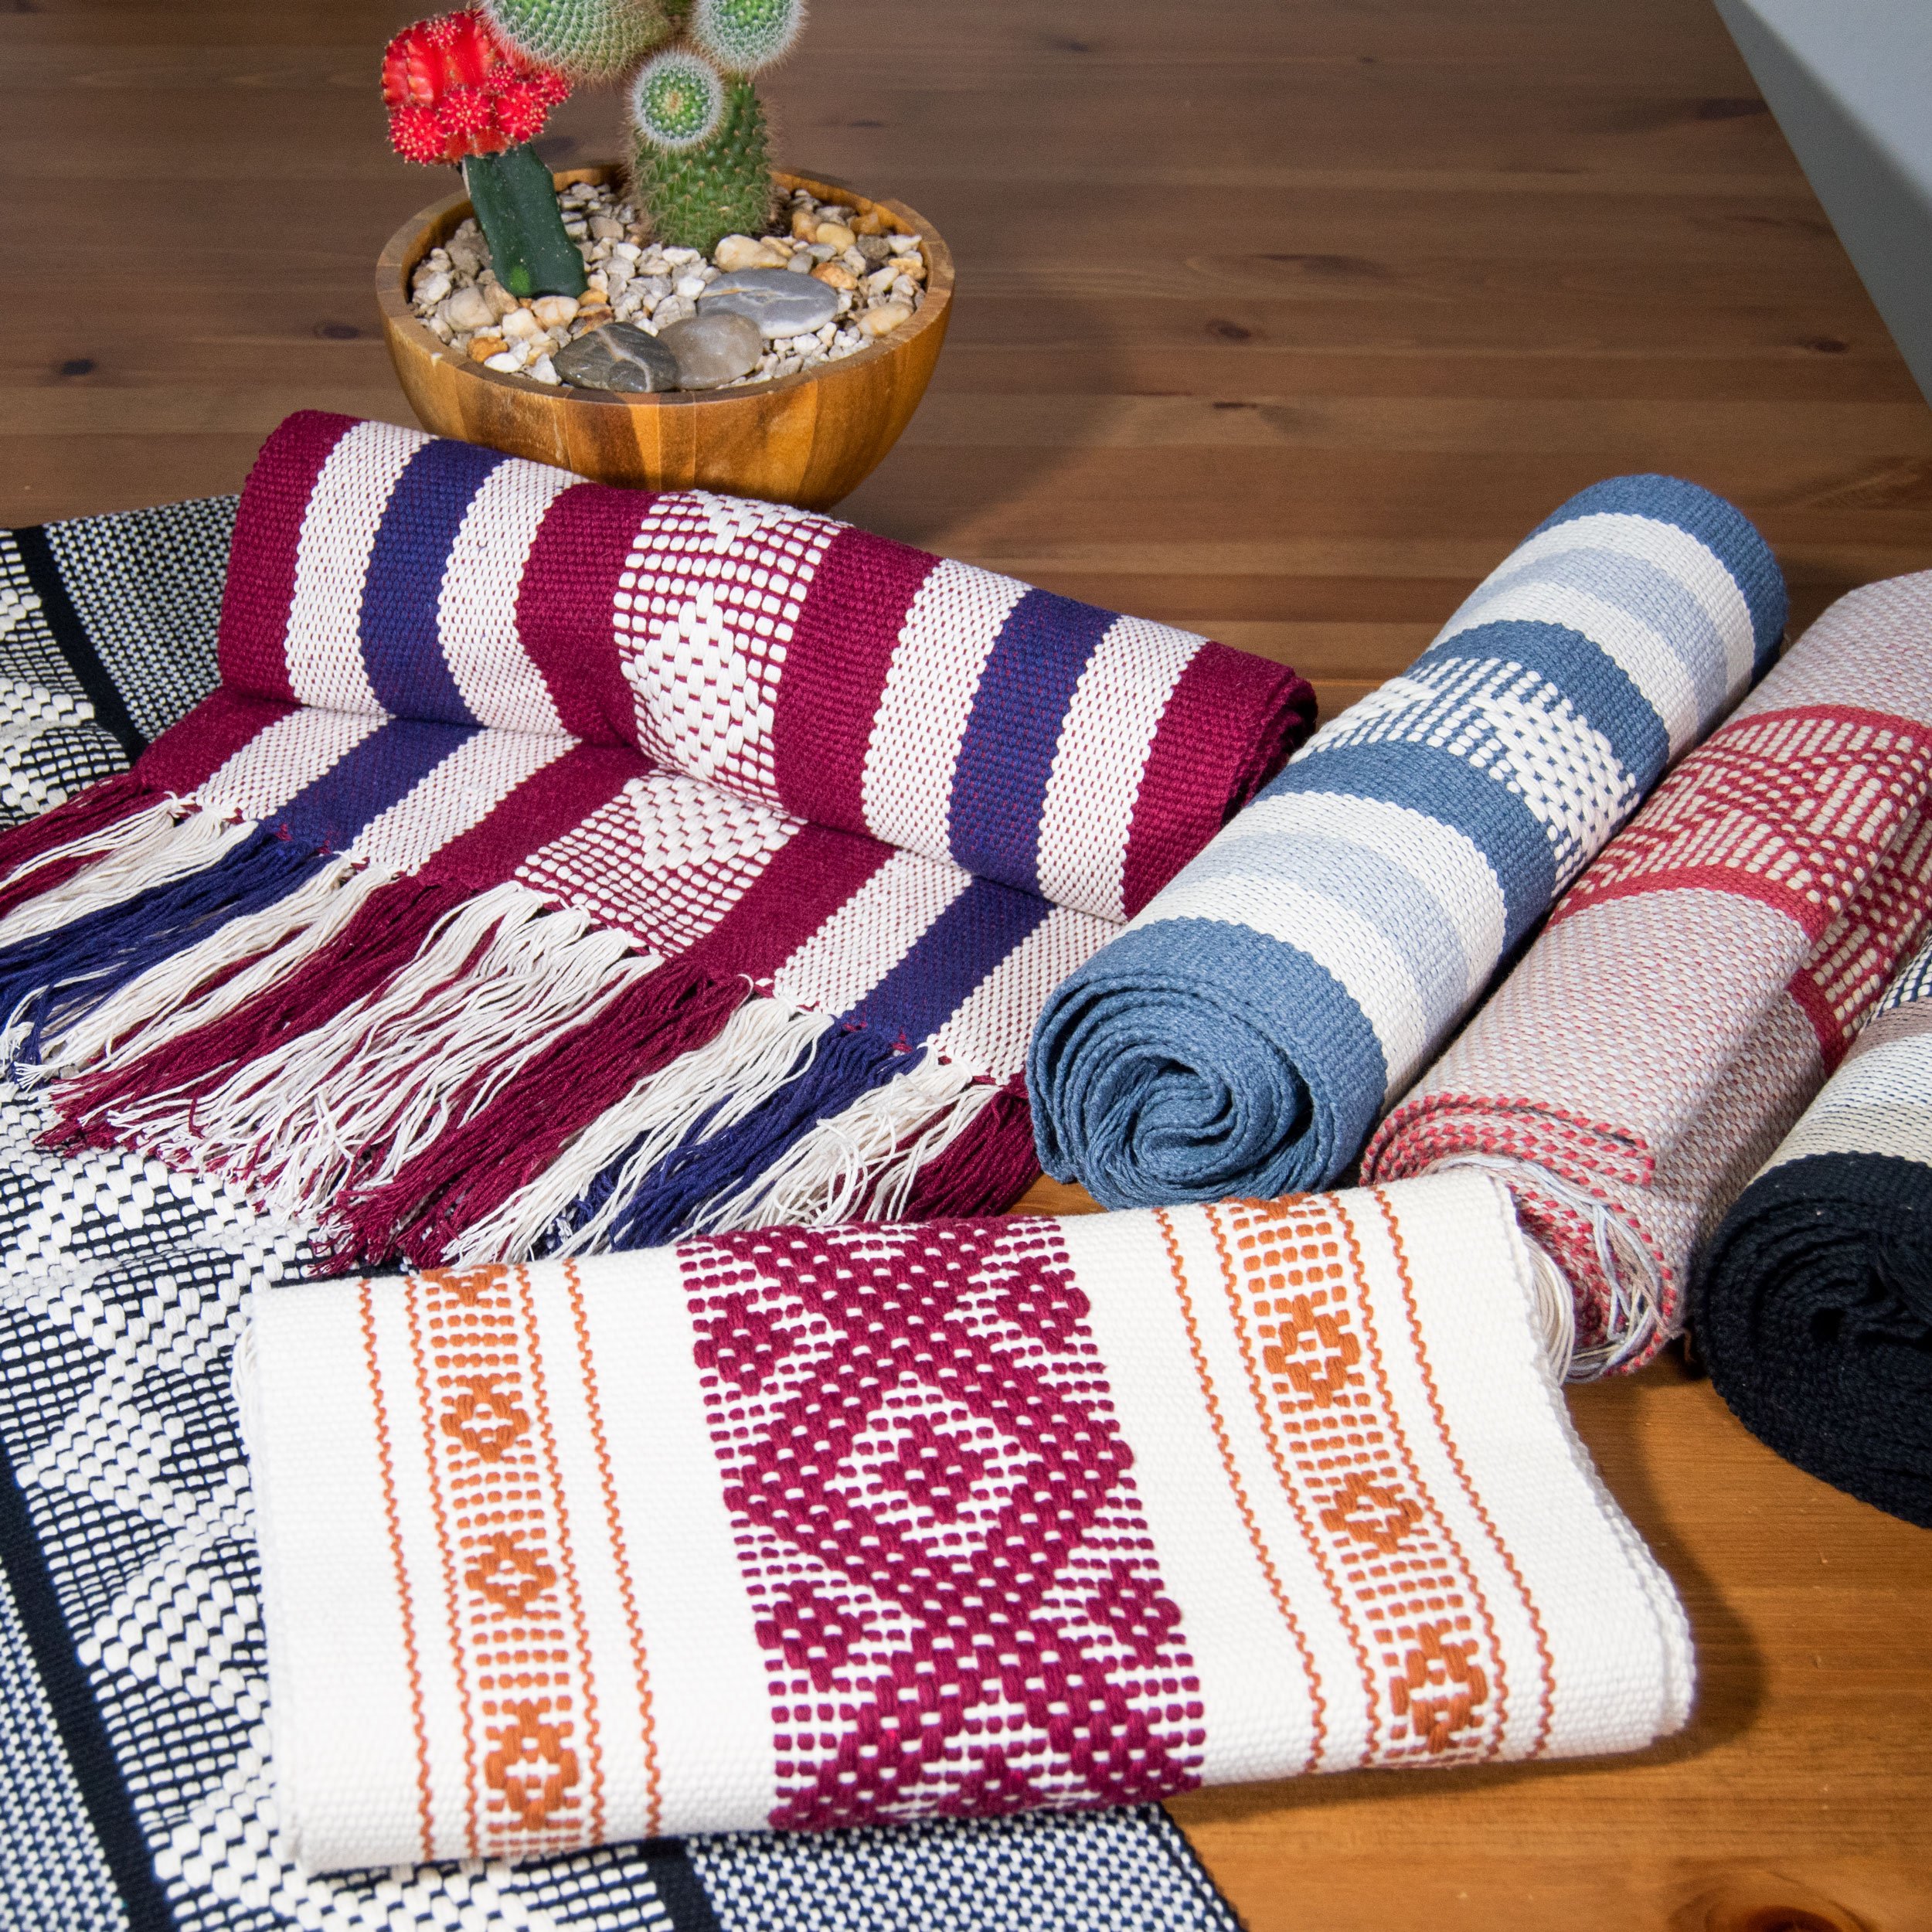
[698,267,840,338]
[657,311,764,389]
[552,321,679,393]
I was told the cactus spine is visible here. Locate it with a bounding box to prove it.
[631,73,774,255]
[483,0,674,81]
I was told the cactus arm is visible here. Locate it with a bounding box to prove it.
[691,0,804,73]
[463,143,589,298]
[483,0,673,80]
[629,73,774,254]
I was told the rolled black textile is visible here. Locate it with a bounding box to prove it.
[1696,1150,1932,1528]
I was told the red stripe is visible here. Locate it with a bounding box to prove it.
[1121,644,1315,917]
[696,822,894,981]
[516,481,653,748]
[422,743,638,894]
[905,1076,1041,1218]
[132,691,299,796]
[216,410,356,702]
[770,528,935,834]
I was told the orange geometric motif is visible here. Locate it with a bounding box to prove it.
[441,1375,532,1462]
[1213,1195,1505,1767]
[483,1699,582,1829]
[406,1261,601,1854]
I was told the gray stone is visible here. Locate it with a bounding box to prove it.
[855,234,894,265]
[658,311,764,389]
[699,267,840,338]
[553,322,680,393]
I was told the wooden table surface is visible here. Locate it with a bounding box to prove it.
[9,1,1932,1927]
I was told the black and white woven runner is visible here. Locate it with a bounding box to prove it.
[0,505,1241,1932]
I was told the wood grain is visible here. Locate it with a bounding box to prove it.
[9,2,1932,1927]
[377,167,954,507]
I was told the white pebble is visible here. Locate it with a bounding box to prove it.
[501,307,544,342]
[614,241,642,263]
[675,273,707,299]
[530,294,579,328]
[529,354,561,384]
[484,351,523,372]
[412,268,452,307]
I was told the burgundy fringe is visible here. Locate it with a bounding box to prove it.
[53,872,481,1144]
[332,960,750,1269]
[901,1076,1043,1219]
[0,773,155,923]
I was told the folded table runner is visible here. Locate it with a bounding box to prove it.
[240,1169,1691,1872]
[1696,921,1932,1526]
[0,413,1311,1268]
[1029,476,1785,1208]
[1368,573,1932,1375]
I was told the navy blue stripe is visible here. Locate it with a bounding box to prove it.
[947,590,1114,892]
[0,1420,172,1932]
[1275,739,1556,947]
[847,877,1055,1048]
[271,718,478,854]
[359,439,504,723]
[1426,618,1669,793]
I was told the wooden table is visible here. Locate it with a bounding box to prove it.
[9,2,1931,1927]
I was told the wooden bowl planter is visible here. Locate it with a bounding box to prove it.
[375,165,954,512]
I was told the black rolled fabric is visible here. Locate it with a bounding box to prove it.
[1696,1151,1932,1527]
[1695,934,1932,1529]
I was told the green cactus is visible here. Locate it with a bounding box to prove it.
[481,0,802,255]
[629,70,774,253]
[484,0,672,81]
[689,0,804,73]
[628,46,725,148]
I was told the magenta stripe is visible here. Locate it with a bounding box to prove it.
[696,824,893,981]
[216,410,356,703]
[516,481,654,748]
[1120,645,1315,917]
[772,528,935,834]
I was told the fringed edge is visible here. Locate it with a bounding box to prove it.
[55,872,486,1137]
[0,771,159,920]
[102,883,658,1221]
[342,956,753,1269]
[444,991,835,1266]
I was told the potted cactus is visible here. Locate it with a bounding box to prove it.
[372,2,954,507]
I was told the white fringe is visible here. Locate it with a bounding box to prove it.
[109,883,658,1218]
[0,804,253,950]
[43,857,393,1076]
[693,1050,992,1234]
[0,793,182,901]
[451,991,829,1266]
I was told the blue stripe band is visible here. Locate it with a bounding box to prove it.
[273,718,478,855]
[1531,473,1787,663]
[1426,618,1668,794]
[848,878,1054,1048]
[359,439,502,723]
[1270,738,1556,947]
[947,590,1114,892]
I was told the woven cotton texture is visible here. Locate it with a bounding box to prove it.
[1029,476,1786,1209]
[0,1079,1243,1932]
[1695,920,1932,1526]
[0,413,1311,1269]
[240,1169,1691,1874]
[1369,572,1932,1376]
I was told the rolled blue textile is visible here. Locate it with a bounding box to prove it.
[1028,475,1787,1207]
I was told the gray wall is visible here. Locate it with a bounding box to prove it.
[1716,0,1932,406]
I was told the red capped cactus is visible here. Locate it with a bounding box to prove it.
[383,9,586,298]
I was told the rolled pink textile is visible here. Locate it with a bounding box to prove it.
[1367,573,1932,1374]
